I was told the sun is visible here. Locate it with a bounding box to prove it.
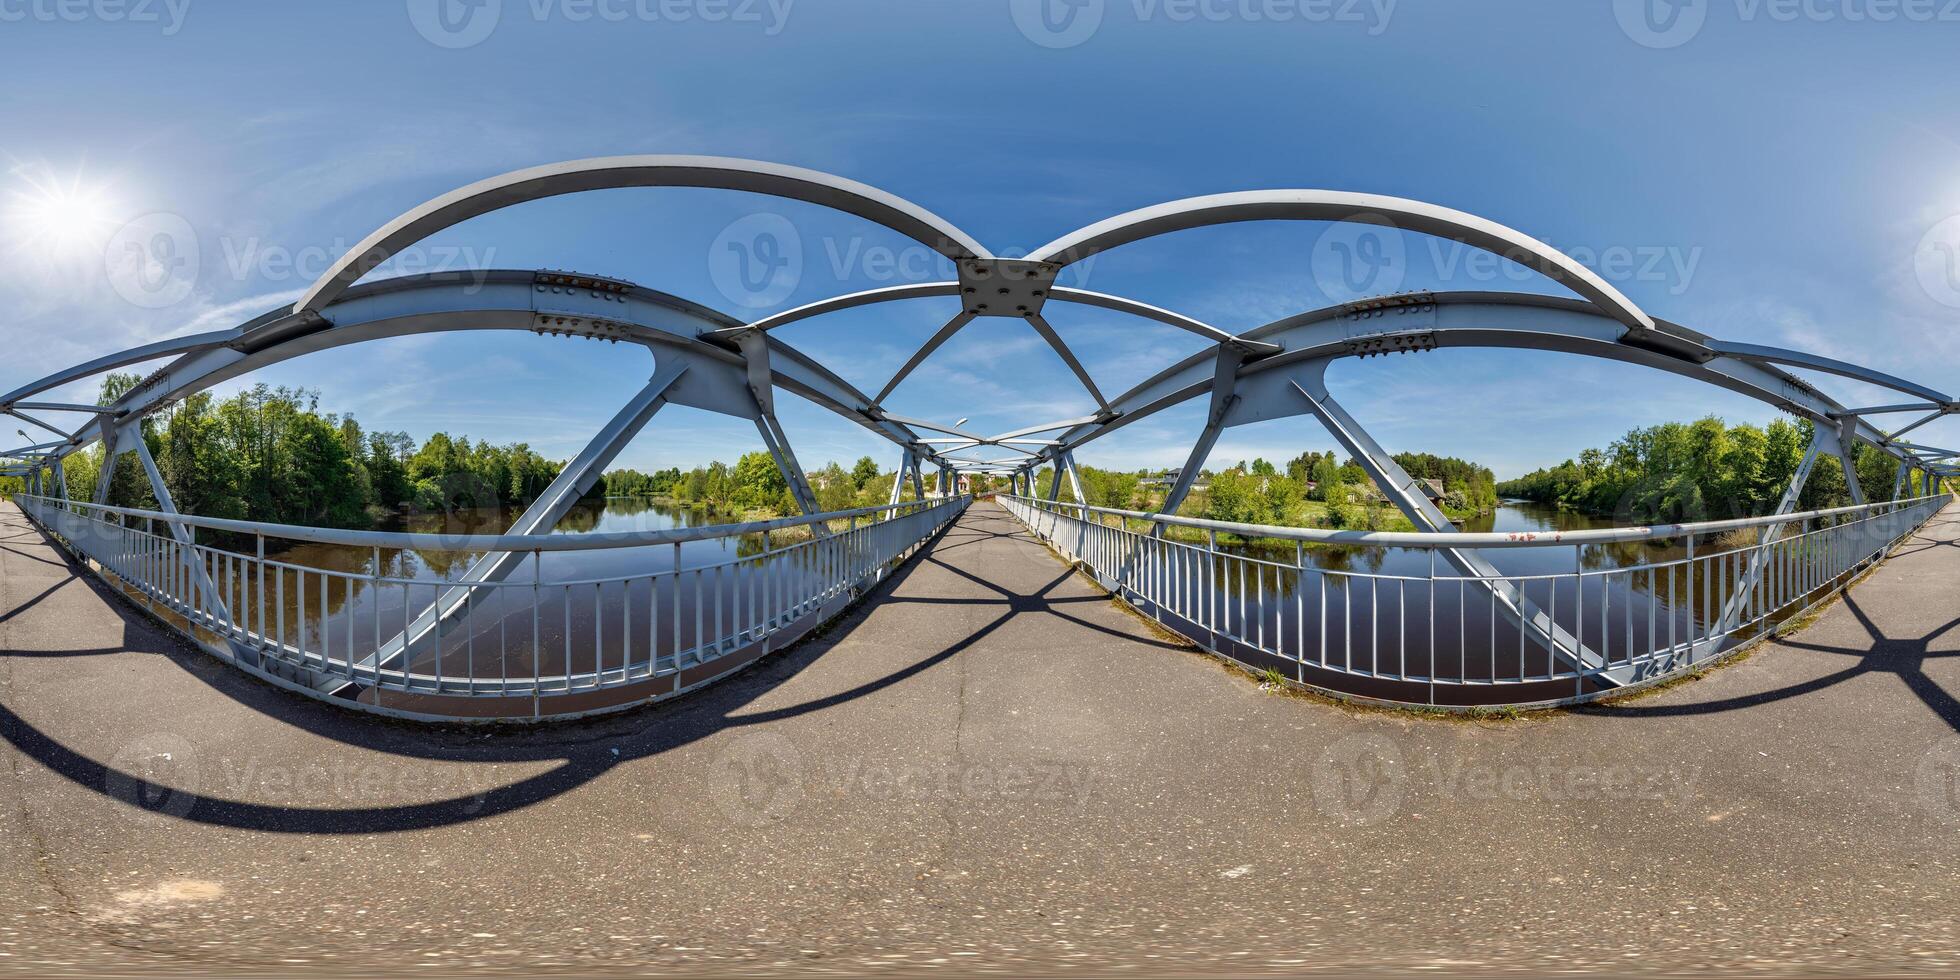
[5,170,120,258]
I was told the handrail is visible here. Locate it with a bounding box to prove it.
[14,493,962,552]
[1001,492,1950,548]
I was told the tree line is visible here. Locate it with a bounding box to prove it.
[1021,450,1498,532]
[1496,416,1929,522]
[58,374,566,529]
[598,454,921,516]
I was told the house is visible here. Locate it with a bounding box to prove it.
[1419,478,1446,501]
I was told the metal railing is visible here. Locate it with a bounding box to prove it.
[15,492,965,721]
[1000,492,1951,708]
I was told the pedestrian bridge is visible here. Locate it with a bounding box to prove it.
[2,155,1955,722]
[2,495,1959,971]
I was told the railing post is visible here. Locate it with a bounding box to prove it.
[257,534,267,647]
[1427,548,1436,705]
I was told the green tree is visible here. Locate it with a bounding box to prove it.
[851,455,882,489]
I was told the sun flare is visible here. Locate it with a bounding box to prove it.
[5,170,119,257]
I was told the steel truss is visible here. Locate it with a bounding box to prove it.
[1,155,1954,694]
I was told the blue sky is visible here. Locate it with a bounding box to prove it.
[2,0,1958,480]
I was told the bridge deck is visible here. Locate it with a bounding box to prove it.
[3,499,1960,975]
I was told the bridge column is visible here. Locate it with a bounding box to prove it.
[1894,459,1911,500]
[1835,418,1866,507]
[888,450,911,506]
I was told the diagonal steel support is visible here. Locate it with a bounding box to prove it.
[1042,451,1086,503]
[1288,374,1623,686]
[1709,426,1828,640]
[128,426,234,629]
[336,361,688,692]
[876,310,976,405]
[1025,313,1107,410]
[1157,346,1245,522]
[737,332,825,525]
[4,407,71,442]
[889,449,920,507]
[1836,418,1866,507]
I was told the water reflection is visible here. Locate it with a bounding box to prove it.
[1073,499,1863,704]
[211,497,823,684]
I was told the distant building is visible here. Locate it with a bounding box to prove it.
[1141,468,1207,492]
[1419,478,1445,501]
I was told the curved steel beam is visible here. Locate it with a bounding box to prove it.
[1040,292,1921,472]
[0,329,235,407]
[1043,287,1280,354]
[296,156,992,314]
[1708,340,1953,406]
[708,281,961,339]
[14,273,936,466]
[1030,191,1655,332]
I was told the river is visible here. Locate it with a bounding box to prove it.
[223,497,1748,704]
